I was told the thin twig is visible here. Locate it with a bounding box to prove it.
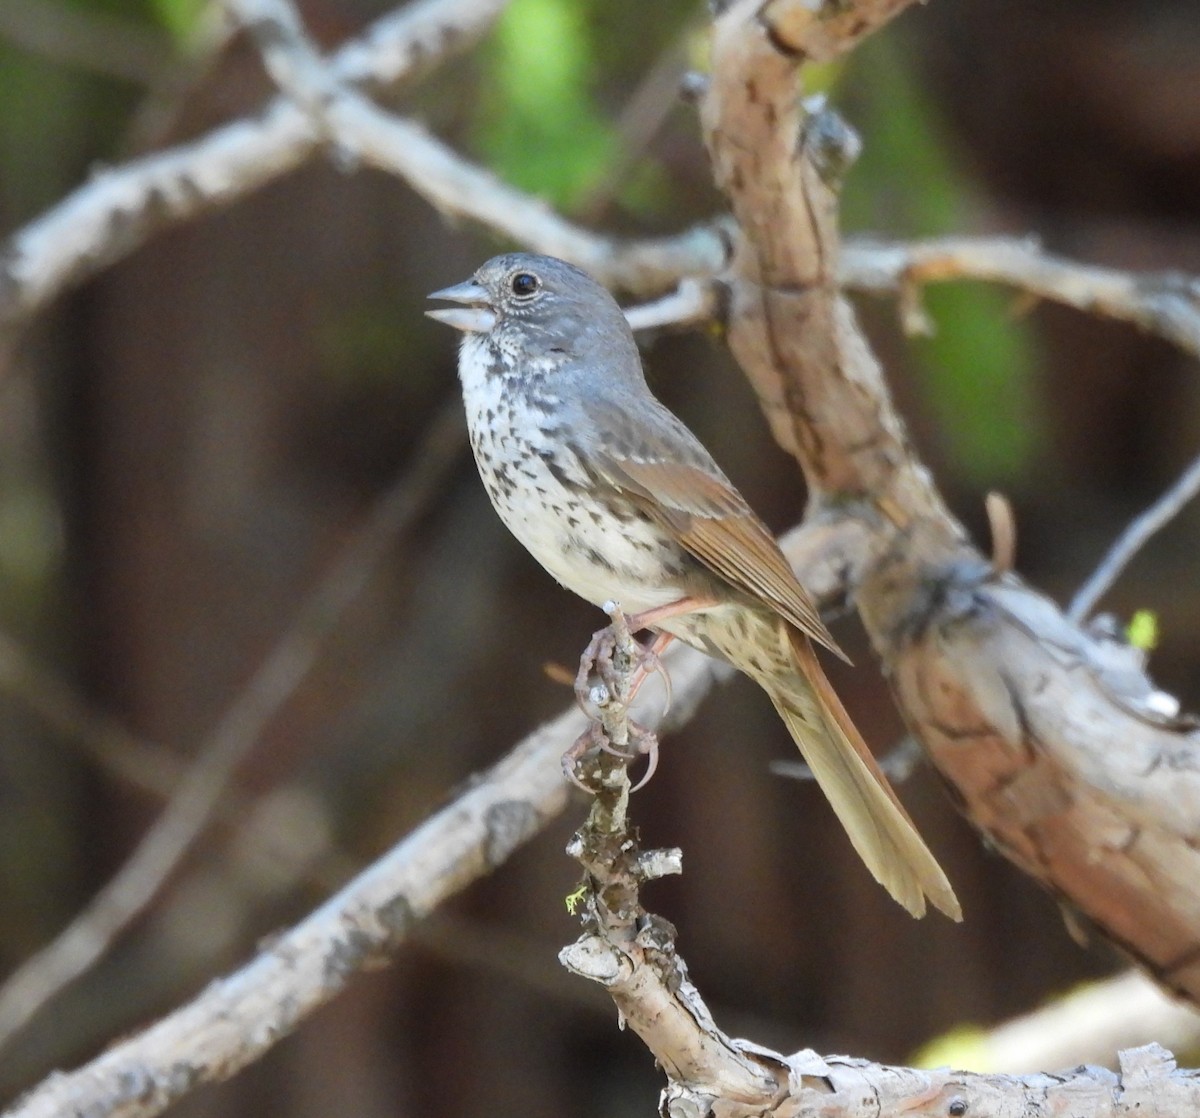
[1068,448,1200,623]
[223,0,730,295]
[0,632,184,800]
[624,277,719,333]
[0,403,467,1053]
[2,708,576,1118]
[986,490,1017,574]
[300,99,731,296]
[0,631,357,905]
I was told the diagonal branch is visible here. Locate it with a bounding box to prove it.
[0,497,855,1115]
[1068,448,1200,624]
[0,0,734,335]
[0,0,515,330]
[1,641,724,1118]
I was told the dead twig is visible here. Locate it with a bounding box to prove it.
[1068,448,1200,624]
[559,595,1200,1117]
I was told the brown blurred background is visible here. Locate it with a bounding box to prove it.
[0,0,1198,1113]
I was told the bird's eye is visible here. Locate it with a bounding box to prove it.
[510,272,540,297]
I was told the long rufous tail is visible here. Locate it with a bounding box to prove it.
[768,626,961,920]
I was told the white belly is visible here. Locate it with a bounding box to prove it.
[459,337,685,614]
[490,454,683,613]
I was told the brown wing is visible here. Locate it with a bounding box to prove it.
[597,452,848,661]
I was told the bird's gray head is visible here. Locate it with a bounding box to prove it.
[426,253,637,368]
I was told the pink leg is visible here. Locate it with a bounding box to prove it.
[624,595,719,631]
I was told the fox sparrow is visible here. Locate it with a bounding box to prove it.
[428,253,959,920]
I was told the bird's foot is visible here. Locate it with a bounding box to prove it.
[566,602,674,793]
[561,719,660,793]
[573,602,673,714]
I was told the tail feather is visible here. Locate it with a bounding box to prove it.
[772,629,961,921]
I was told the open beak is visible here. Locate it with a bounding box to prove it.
[425,279,496,333]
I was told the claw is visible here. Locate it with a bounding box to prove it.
[560,717,661,792]
[562,723,605,792]
[630,752,658,793]
[659,666,673,718]
[628,723,660,793]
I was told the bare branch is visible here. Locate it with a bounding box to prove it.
[0,511,859,1112]
[222,0,346,138]
[0,0,734,332]
[2,718,574,1118]
[754,0,926,62]
[320,101,731,294]
[0,630,357,907]
[0,632,185,801]
[2,643,722,1118]
[560,640,1200,1116]
[572,23,692,224]
[0,404,466,1054]
[624,277,719,333]
[227,0,731,296]
[986,491,1017,574]
[631,234,1200,348]
[9,0,1200,1109]
[1068,448,1200,623]
[841,235,1200,360]
[578,924,1200,1116]
[0,0,514,329]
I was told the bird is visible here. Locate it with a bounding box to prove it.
[427,252,960,921]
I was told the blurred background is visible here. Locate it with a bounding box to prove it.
[0,0,1198,1113]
